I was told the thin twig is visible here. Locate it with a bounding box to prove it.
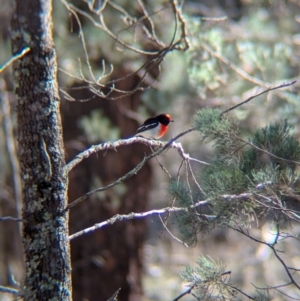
[0,47,30,73]
[66,154,148,210]
[253,281,293,290]
[60,0,189,100]
[65,128,198,210]
[253,281,300,300]
[0,216,24,222]
[202,43,270,87]
[230,226,300,291]
[106,288,121,301]
[158,214,188,247]
[0,285,22,296]
[221,80,297,115]
[236,134,300,166]
[226,284,255,300]
[0,87,23,234]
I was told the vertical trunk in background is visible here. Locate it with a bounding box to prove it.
[63,79,152,301]
[11,0,72,300]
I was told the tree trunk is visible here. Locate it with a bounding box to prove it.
[11,0,72,300]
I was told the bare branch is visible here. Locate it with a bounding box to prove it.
[68,200,210,240]
[0,47,30,73]
[158,214,188,247]
[59,0,189,100]
[0,86,23,234]
[0,216,24,222]
[221,80,297,115]
[64,128,198,174]
[66,129,203,210]
[235,134,300,167]
[201,43,270,87]
[225,284,256,300]
[231,226,300,291]
[106,288,121,301]
[68,185,300,240]
[253,281,294,291]
[66,153,148,210]
[61,1,159,56]
[170,0,189,51]
[253,282,300,300]
[0,285,22,296]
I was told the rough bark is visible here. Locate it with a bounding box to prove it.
[11,0,72,300]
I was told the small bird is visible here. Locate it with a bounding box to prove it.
[135,113,174,139]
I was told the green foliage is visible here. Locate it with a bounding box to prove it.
[194,108,243,165]
[180,256,236,300]
[78,109,120,143]
[253,290,272,301]
[193,108,226,135]
[242,120,300,174]
[200,162,249,196]
[172,110,300,240]
[168,181,211,244]
[185,2,299,127]
[214,195,261,229]
[186,21,227,96]
[200,162,260,228]
[168,180,193,206]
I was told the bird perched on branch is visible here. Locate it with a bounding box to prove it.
[135,113,174,139]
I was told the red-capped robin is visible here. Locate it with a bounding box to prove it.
[135,114,174,139]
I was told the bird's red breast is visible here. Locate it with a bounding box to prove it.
[158,124,168,138]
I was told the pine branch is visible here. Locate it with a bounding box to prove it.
[236,134,300,166]
[173,270,232,301]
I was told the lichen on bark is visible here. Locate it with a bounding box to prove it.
[11,0,72,300]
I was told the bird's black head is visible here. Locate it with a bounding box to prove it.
[156,114,174,125]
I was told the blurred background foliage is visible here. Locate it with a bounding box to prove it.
[1,0,300,300]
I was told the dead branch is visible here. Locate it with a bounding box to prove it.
[68,199,210,240]
[0,216,24,222]
[59,0,189,100]
[106,288,121,301]
[0,85,23,234]
[65,128,201,210]
[0,47,30,73]
[68,187,299,239]
[201,43,270,87]
[172,271,232,301]
[0,285,22,296]
[64,128,198,174]
[221,80,297,115]
[231,226,300,291]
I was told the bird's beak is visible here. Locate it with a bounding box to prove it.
[171,120,174,122]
